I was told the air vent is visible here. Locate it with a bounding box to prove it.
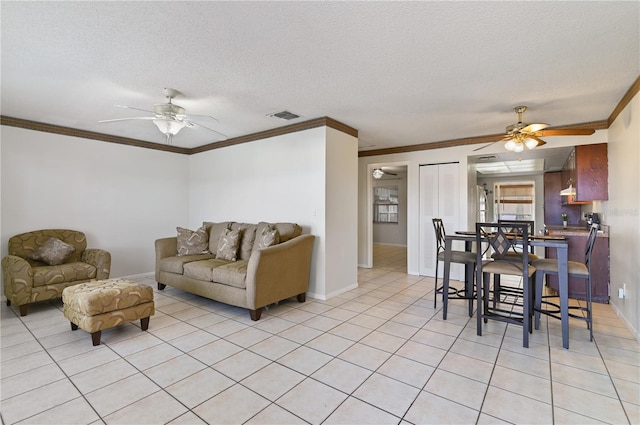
[267,110,301,121]
[478,155,498,161]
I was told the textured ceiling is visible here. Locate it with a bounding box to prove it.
[1,1,638,151]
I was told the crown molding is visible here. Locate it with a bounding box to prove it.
[1,116,358,155]
[608,74,640,126]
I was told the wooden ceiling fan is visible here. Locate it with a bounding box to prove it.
[475,106,595,152]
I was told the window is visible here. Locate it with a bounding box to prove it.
[494,182,535,221]
[374,186,399,223]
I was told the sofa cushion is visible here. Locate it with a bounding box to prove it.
[28,237,77,266]
[183,258,231,281]
[203,222,232,255]
[254,224,280,251]
[217,228,240,261]
[176,225,209,256]
[256,222,302,243]
[159,254,216,274]
[211,260,248,289]
[33,262,97,286]
[231,223,257,261]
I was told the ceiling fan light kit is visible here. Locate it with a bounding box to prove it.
[372,168,384,179]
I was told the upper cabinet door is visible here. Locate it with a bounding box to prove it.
[574,143,609,201]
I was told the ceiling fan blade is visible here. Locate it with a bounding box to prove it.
[383,171,398,176]
[473,136,510,152]
[115,105,154,114]
[187,120,228,140]
[186,113,220,124]
[520,123,549,133]
[531,135,547,148]
[534,128,595,136]
[98,117,155,123]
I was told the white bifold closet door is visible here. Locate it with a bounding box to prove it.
[419,162,463,279]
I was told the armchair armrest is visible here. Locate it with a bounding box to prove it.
[82,249,111,279]
[2,255,35,306]
[155,237,178,277]
[245,234,315,309]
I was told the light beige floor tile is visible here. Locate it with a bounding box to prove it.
[551,362,618,398]
[324,395,400,424]
[277,345,333,375]
[165,368,234,409]
[57,345,121,376]
[252,316,296,334]
[278,323,323,344]
[224,326,272,348]
[241,361,305,401]
[146,313,183,330]
[604,358,640,384]
[45,338,102,362]
[599,344,640,367]
[84,373,161,417]
[305,332,354,356]
[107,331,164,357]
[70,358,138,394]
[248,334,301,360]
[149,321,199,341]
[338,342,392,371]
[1,379,81,424]
[358,330,406,353]
[482,385,552,424]
[330,321,374,340]
[185,312,228,329]
[377,354,435,389]
[552,406,609,424]
[424,369,487,411]
[320,307,360,322]
[203,318,249,337]
[1,339,43,363]
[550,346,608,374]
[612,376,640,406]
[277,308,317,323]
[193,383,270,424]
[451,337,500,365]
[439,351,494,384]
[410,328,456,350]
[168,329,219,352]
[490,365,551,404]
[144,354,206,387]
[623,400,640,425]
[422,318,465,337]
[501,335,550,361]
[0,363,66,400]
[378,319,421,338]
[476,412,515,424]
[302,315,343,332]
[103,389,188,424]
[16,396,100,425]
[125,341,183,370]
[1,350,54,379]
[212,349,271,381]
[245,404,309,424]
[166,411,207,425]
[188,338,243,365]
[276,378,348,424]
[404,390,479,425]
[395,340,447,368]
[311,358,373,394]
[552,381,628,424]
[495,348,550,379]
[353,372,420,417]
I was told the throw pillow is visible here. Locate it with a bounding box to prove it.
[254,225,280,250]
[216,228,241,261]
[28,237,76,266]
[176,225,209,256]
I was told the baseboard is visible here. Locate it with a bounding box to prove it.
[307,282,359,301]
[373,242,407,247]
[610,302,640,343]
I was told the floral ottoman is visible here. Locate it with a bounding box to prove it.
[62,278,154,346]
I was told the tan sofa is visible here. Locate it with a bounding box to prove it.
[155,221,315,320]
[2,229,111,316]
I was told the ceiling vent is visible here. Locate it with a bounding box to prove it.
[267,110,301,121]
[478,155,498,161]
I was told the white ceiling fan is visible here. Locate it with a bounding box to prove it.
[475,106,595,152]
[372,168,398,179]
[99,88,227,144]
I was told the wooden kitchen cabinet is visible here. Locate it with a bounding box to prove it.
[545,232,610,303]
[544,171,581,225]
[562,143,609,202]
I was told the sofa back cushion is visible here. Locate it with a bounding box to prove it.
[230,223,258,261]
[256,222,302,243]
[203,222,232,255]
[9,229,87,265]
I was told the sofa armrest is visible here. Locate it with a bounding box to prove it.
[2,255,35,306]
[82,249,111,279]
[155,237,178,277]
[245,234,315,309]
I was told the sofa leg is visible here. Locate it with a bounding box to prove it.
[19,305,28,316]
[91,331,102,346]
[71,322,78,331]
[297,293,306,303]
[157,283,166,290]
[6,299,11,306]
[141,316,150,331]
[250,308,263,321]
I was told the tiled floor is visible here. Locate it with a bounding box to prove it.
[1,244,639,424]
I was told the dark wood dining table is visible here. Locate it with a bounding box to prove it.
[442,231,572,349]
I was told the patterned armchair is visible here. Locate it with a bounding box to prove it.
[2,229,111,316]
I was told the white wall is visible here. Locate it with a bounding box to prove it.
[607,92,640,339]
[1,126,189,279]
[187,126,358,299]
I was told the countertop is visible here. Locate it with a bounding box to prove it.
[546,224,609,237]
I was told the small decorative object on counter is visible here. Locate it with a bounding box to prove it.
[561,213,568,227]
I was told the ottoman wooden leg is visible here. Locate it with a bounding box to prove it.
[71,323,78,331]
[141,316,150,331]
[91,331,102,346]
